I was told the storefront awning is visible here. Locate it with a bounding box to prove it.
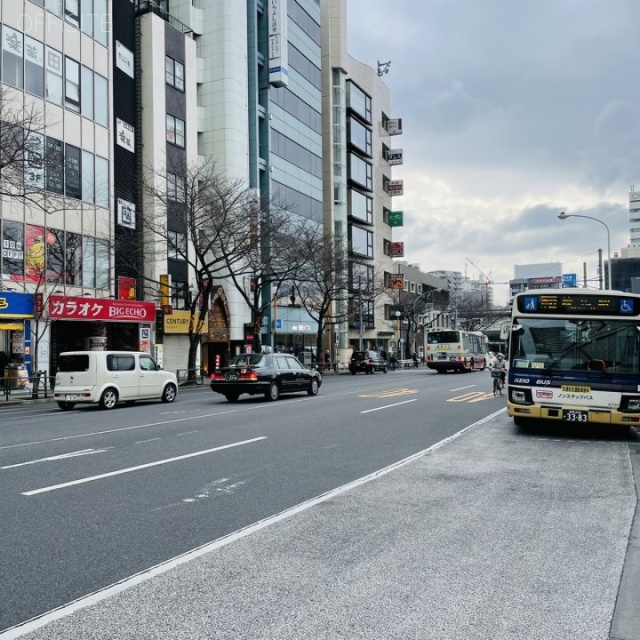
[0,323,24,331]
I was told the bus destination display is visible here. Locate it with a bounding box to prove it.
[517,293,640,316]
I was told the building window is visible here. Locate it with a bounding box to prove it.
[24,36,45,97]
[94,155,109,209]
[93,0,108,47]
[82,151,94,204]
[80,0,93,36]
[94,73,108,127]
[2,26,24,89]
[79,66,94,120]
[348,117,372,157]
[82,236,95,288]
[45,137,64,195]
[167,172,185,202]
[65,57,81,111]
[171,281,188,309]
[350,225,374,259]
[347,81,372,124]
[166,114,185,147]
[165,56,184,91]
[46,0,63,17]
[168,231,186,260]
[45,46,63,104]
[65,144,82,199]
[65,0,80,28]
[348,153,373,191]
[349,189,373,225]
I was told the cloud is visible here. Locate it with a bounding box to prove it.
[346,0,640,303]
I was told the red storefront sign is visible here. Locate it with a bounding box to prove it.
[48,295,156,322]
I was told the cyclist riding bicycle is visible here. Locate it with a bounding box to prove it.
[489,353,507,385]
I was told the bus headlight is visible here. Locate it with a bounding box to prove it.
[510,389,532,404]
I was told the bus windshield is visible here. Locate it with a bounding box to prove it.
[510,317,640,374]
[427,331,460,344]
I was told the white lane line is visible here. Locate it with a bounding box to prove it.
[134,438,162,444]
[1,448,109,470]
[1,409,505,639]
[450,385,476,391]
[361,399,418,414]
[0,402,297,451]
[176,431,200,437]
[21,437,267,496]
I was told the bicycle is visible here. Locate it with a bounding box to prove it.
[491,369,504,396]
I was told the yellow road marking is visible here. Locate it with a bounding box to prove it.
[359,388,419,398]
[448,391,493,403]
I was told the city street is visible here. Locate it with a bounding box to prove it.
[1,368,639,639]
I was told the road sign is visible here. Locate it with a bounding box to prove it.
[562,273,577,288]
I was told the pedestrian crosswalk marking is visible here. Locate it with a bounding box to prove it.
[359,388,418,398]
[448,391,495,403]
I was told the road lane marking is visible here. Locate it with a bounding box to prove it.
[1,448,109,470]
[450,385,476,391]
[468,393,497,403]
[359,388,418,398]
[361,399,418,413]
[21,437,267,496]
[0,402,303,451]
[2,409,505,639]
[447,391,497,403]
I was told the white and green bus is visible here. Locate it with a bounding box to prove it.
[507,289,640,428]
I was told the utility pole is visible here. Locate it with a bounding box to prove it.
[358,276,363,350]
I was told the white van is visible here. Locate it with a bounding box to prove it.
[53,351,178,411]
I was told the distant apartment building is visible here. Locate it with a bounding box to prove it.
[509,262,563,298]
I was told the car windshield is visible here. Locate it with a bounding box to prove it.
[510,317,640,373]
[230,354,265,367]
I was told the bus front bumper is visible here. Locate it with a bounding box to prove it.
[507,402,640,426]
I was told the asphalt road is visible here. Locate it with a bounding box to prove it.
[1,368,639,639]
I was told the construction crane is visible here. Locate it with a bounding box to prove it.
[465,257,492,304]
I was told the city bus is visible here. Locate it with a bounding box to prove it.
[425,329,488,373]
[507,289,640,428]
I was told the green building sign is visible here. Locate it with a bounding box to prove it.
[388,211,403,227]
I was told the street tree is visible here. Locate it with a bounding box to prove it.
[291,226,350,363]
[140,160,311,378]
[397,288,449,358]
[140,161,258,380]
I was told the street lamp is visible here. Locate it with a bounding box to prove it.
[558,211,612,290]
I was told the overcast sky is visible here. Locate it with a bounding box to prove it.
[346,0,640,305]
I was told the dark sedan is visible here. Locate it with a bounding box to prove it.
[210,352,322,402]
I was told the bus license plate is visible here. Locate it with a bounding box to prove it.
[562,409,588,423]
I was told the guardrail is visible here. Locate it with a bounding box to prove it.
[175,369,207,386]
[2,371,55,402]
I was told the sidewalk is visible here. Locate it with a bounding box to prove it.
[6,414,639,640]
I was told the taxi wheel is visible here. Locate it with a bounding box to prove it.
[266,382,280,401]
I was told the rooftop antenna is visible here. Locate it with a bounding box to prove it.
[377,60,391,77]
